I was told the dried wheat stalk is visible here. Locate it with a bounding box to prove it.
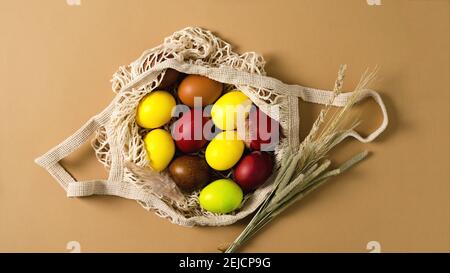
[224,66,377,253]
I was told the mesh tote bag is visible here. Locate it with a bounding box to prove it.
[35,27,388,226]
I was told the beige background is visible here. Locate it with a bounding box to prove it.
[0,0,449,252]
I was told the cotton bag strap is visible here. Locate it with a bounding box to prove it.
[34,69,160,196]
[296,87,388,143]
[35,60,388,200]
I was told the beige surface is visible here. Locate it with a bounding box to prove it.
[0,0,449,252]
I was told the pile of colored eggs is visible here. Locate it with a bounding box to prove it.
[135,69,279,214]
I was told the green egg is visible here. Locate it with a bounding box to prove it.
[199,179,243,214]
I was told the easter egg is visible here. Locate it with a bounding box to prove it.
[199,179,243,214]
[247,108,281,151]
[143,129,175,171]
[178,75,223,107]
[136,91,176,129]
[211,90,251,130]
[205,131,244,171]
[158,68,180,90]
[142,53,180,89]
[172,109,211,153]
[234,151,274,192]
[169,155,210,191]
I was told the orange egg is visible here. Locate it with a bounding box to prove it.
[177,75,223,107]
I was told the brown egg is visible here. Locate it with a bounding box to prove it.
[159,68,180,90]
[177,75,223,107]
[169,155,211,192]
[141,53,180,90]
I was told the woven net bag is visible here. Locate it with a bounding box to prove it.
[35,27,388,226]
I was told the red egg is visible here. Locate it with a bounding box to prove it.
[234,151,274,191]
[247,108,280,151]
[172,109,210,153]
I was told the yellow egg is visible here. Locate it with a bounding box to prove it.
[199,179,243,214]
[143,129,175,171]
[211,90,251,130]
[136,91,176,129]
[205,131,244,170]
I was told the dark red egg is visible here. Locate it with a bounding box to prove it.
[172,109,210,153]
[248,108,280,151]
[234,151,274,192]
